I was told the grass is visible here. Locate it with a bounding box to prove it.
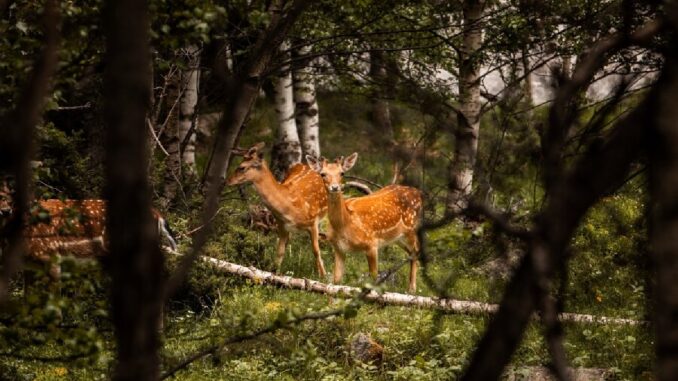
[0,93,655,380]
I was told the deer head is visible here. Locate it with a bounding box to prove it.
[306,153,358,193]
[226,142,267,186]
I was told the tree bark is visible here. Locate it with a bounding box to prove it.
[178,45,201,176]
[293,44,321,159]
[103,0,164,379]
[162,73,181,204]
[369,50,395,144]
[448,0,486,212]
[649,52,678,381]
[271,40,302,179]
[461,97,650,381]
[186,253,643,325]
[0,0,59,302]
[171,0,311,298]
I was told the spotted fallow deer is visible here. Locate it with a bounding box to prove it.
[307,153,423,293]
[227,142,329,277]
[0,187,177,279]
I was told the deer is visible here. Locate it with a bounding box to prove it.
[306,153,423,293]
[226,142,329,278]
[0,185,177,280]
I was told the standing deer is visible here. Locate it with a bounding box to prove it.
[0,187,177,279]
[226,142,329,277]
[307,153,423,293]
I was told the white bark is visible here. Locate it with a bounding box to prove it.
[178,45,200,176]
[448,0,485,212]
[190,253,644,326]
[293,44,320,158]
[272,41,302,177]
[162,73,181,204]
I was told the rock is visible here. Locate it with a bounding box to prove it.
[477,248,524,280]
[349,333,383,365]
[505,366,612,381]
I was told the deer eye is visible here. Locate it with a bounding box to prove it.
[320,173,326,178]
[236,167,245,173]
[340,171,344,176]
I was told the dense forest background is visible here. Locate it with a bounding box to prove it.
[1,0,677,380]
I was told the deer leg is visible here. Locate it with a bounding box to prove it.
[405,232,420,294]
[332,244,346,285]
[366,247,379,281]
[275,227,290,274]
[309,223,327,278]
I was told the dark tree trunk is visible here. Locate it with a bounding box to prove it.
[0,0,59,301]
[103,0,164,380]
[462,97,649,380]
[169,0,311,298]
[649,52,678,381]
[369,50,395,144]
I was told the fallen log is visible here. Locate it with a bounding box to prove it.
[193,254,646,326]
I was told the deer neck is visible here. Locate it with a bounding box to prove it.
[251,163,294,217]
[327,191,351,231]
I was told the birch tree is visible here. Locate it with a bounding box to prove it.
[293,44,320,159]
[178,44,200,176]
[271,40,302,179]
[161,74,181,203]
[448,0,486,212]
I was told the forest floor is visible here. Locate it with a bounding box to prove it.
[0,94,654,380]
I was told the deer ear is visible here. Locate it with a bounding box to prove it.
[245,142,266,159]
[232,147,248,156]
[306,155,322,172]
[342,152,358,172]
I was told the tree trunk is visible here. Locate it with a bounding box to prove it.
[521,47,533,106]
[271,40,302,179]
[293,44,321,158]
[0,0,59,302]
[187,253,643,325]
[178,45,200,176]
[649,52,678,381]
[462,98,649,381]
[103,0,165,379]
[369,50,395,144]
[162,73,181,204]
[175,0,311,298]
[448,0,486,212]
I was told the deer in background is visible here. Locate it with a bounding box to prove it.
[307,153,423,293]
[227,142,329,277]
[0,185,177,279]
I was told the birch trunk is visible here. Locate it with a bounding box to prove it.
[162,74,181,204]
[448,0,486,212]
[178,45,200,176]
[189,254,643,325]
[293,44,320,159]
[271,40,302,179]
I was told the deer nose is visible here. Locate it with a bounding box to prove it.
[328,184,341,193]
